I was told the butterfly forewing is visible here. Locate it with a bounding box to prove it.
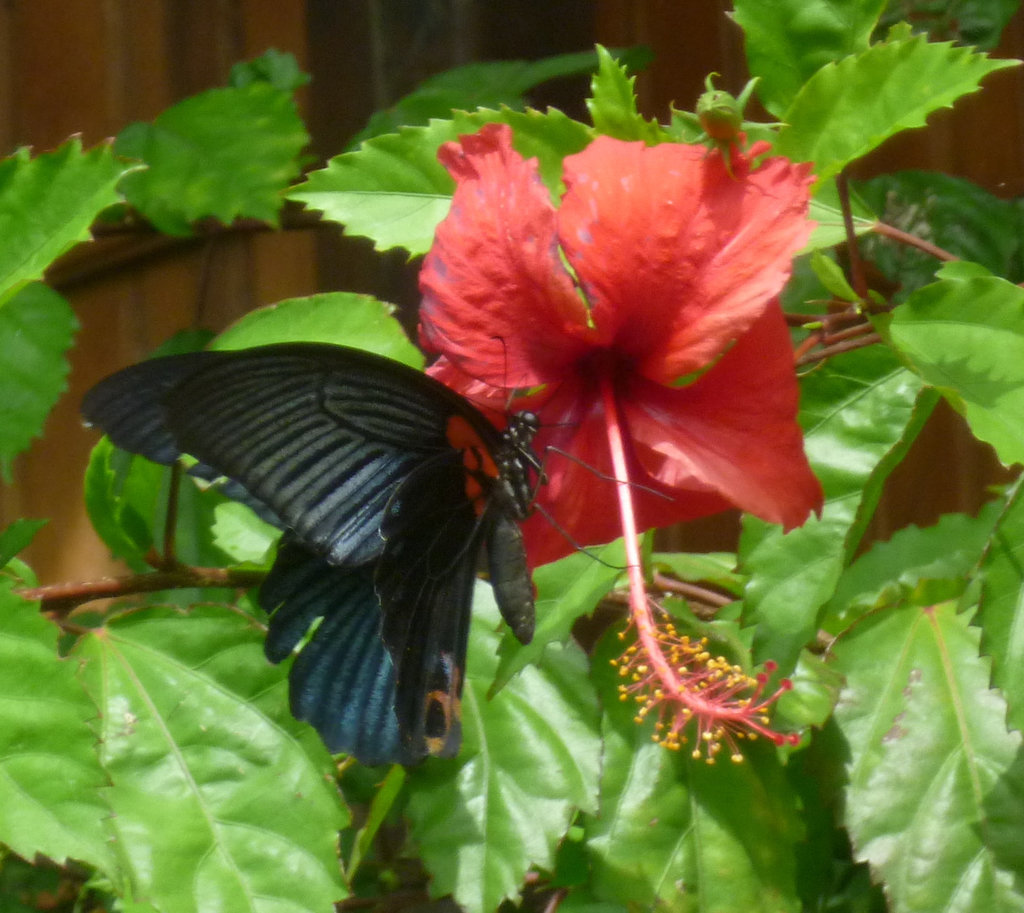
[162,348,454,566]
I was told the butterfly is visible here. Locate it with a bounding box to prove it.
[82,342,541,765]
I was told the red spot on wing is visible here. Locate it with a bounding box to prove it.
[446,415,499,514]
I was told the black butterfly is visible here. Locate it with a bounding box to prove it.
[82,342,541,765]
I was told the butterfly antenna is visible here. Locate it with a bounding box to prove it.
[532,501,628,570]
[540,444,673,502]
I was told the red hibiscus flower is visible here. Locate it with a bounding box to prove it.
[419,123,822,759]
[420,123,822,567]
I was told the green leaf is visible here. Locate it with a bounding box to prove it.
[345,764,406,881]
[0,581,114,870]
[652,550,745,596]
[586,45,665,142]
[229,48,309,92]
[732,0,887,116]
[406,586,600,913]
[875,0,1020,50]
[742,346,929,668]
[0,138,130,305]
[584,629,802,912]
[492,542,624,693]
[855,171,1024,299]
[823,502,1003,631]
[84,438,159,569]
[116,82,309,235]
[75,604,348,913]
[810,249,859,301]
[209,501,277,566]
[776,650,845,730]
[776,33,1019,180]
[0,519,47,568]
[349,47,651,146]
[289,108,591,256]
[212,292,424,367]
[0,283,78,478]
[978,481,1024,732]
[832,602,1024,912]
[84,436,243,577]
[885,270,1024,467]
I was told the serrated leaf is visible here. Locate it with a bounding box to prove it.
[978,481,1024,732]
[212,292,423,367]
[885,271,1024,467]
[75,604,348,913]
[823,502,1002,631]
[742,346,928,668]
[0,581,114,869]
[492,542,624,693]
[350,47,650,146]
[584,629,802,912]
[406,586,600,913]
[585,45,665,142]
[0,138,130,305]
[289,108,591,256]
[0,283,78,478]
[732,0,887,117]
[776,34,1019,180]
[116,83,308,235]
[832,602,1024,913]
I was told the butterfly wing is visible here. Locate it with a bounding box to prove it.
[82,342,535,764]
[375,452,487,758]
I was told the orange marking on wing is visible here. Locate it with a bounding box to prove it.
[446,414,498,513]
[423,659,464,755]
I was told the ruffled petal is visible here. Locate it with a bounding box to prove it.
[558,138,813,383]
[623,304,823,529]
[419,123,592,388]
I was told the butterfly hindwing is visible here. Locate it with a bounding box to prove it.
[375,452,487,758]
[260,539,405,765]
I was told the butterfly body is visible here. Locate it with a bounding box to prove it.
[82,343,539,765]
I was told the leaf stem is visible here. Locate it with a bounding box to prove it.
[796,331,883,366]
[871,220,959,261]
[837,172,869,301]
[16,566,266,615]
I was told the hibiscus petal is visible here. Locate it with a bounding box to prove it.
[558,138,813,382]
[624,304,823,530]
[521,377,733,568]
[419,123,591,388]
